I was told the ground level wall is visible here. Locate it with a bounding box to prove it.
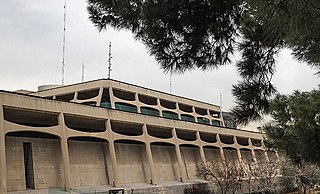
[5,137,210,192]
[115,143,150,184]
[69,140,109,187]
[6,136,64,191]
[151,145,180,182]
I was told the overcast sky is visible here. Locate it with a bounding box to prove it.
[0,0,319,114]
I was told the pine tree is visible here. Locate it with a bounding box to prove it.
[265,89,320,165]
[87,0,320,124]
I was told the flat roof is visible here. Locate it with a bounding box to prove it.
[33,78,221,109]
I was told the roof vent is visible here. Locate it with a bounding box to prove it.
[38,85,61,92]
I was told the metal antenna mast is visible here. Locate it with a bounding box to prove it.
[81,64,85,83]
[108,42,112,79]
[220,92,223,109]
[61,0,67,85]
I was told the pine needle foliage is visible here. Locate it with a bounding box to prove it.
[87,0,320,124]
[265,89,320,165]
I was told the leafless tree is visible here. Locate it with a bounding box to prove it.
[197,160,245,194]
[198,156,320,194]
[243,158,282,194]
[288,162,320,194]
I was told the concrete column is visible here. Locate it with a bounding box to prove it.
[206,109,211,117]
[156,99,163,117]
[0,136,6,194]
[106,120,120,187]
[0,106,7,194]
[251,149,257,163]
[192,106,198,123]
[134,93,139,101]
[248,138,253,148]
[96,87,104,106]
[264,150,270,162]
[175,103,182,120]
[219,111,225,127]
[135,93,141,113]
[59,113,71,192]
[175,145,187,182]
[233,136,242,163]
[261,141,270,162]
[216,134,226,160]
[145,143,157,185]
[73,91,78,101]
[196,132,206,163]
[199,146,206,164]
[207,110,213,125]
[108,87,115,109]
[172,128,187,182]
[236,149,243,163]
[248,138,257,162]
[108,140,120,187]
[142,124,157,185]
[60,138,71,191]
[220,148,226,161]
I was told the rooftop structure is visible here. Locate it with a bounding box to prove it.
[0,79,271,193]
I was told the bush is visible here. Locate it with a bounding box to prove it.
[184,183,213,194]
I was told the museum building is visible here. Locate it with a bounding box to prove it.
[0,79,269,193]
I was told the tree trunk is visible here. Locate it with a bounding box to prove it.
[298,185,303,194]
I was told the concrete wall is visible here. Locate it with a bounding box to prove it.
[6,136,64,192]
[255,150,266,161]
[68,140,109,187]
[5,137,25,192]
[115,143,150,184]
[223,148,239,164]
[241,149,254,164]
[204,147,221,162]
[180,146,201,179]
[0,88,266,193]
[151,145,179,181]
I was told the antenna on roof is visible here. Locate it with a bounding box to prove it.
[220,92,223,109]
[81,63,85,83]
[108,42,112,79]
[61,0,67,85]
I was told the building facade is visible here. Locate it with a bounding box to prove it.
[0,79,269,193]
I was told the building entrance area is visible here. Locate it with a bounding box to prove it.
[23,142,35,189]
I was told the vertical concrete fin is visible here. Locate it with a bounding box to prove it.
[196,131,206,163]
[58,113,71,192]
[172,128,187,182]
[108,87,115,109]
[0,104,7,194]
[261,141,270,162]
[96,86,104,106]
[248,138,257,163]
[106,120,120,187]
[142,124,157,185]
[233,136,243,163]
[216,134,226,161]
[157,98,163,117]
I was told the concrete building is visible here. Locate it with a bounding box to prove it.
[0,79,269,193]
